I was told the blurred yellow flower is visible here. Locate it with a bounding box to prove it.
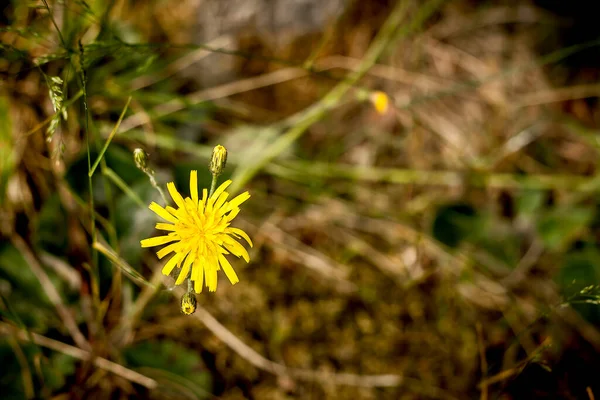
[141,171,252,293]
[369,91,389,115]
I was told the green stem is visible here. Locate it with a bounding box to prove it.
[209,173,219,197]
[146,171,168,205]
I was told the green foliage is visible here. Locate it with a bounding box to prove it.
[537,207,594,251]
[0,244,53,314]
[34,194,68,254]
[557,247,600,323]
[115,179,157,266]
[0,340,30,399]
[124,340,212,399]
[432,203,477,248]
[43,352,77,392]
[558,247,600,297]
[0,94,13,205]
[0,341,77,398]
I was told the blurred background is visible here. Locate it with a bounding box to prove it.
[3,0,600,398]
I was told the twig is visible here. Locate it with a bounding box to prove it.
[11,235,91,352]
[267,159,599,191]
[119,67,308,133]
[515,83,600,108]
[260,221,355,293]
[112,268,164,347]
[130,35,234,91]
[0,322,157,390]
[6,335,35,399]
[329,226,408,282]
[476,323,488,400]
[588,387,596,400]
[477,336,551,388]
[39,251,82,291]
[93,240,156,289]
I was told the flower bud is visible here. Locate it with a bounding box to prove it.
[209,145,228,176]
[180,292,197,315]
[133,148,149,172]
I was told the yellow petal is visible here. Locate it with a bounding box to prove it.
[141,235,178,248]
[175,254,194,285]
[198,188,208,213]
[184,198,196,213]
[157,242,178,259]
[211,180,232,201]
[213,191,229,212]
[155,222,176,231]
[227,191,250,211]
[190,170,198,204]
[166,206,178,215]
[193,261,203,293]
[223,237,250,262]
[206,265,218,292]
[167,182,186,209]
[218,253,239,285]
[149,202,178,223]
[228,227,253,247]
[224,207,240,221]
[162,254,181,276]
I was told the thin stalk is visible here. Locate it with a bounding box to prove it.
[78,41,100,311]
[103,167,146,208]
[268,160,600,192]
[209,173,218,197]
[89,96,131,177]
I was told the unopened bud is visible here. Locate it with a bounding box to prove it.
[209,145,227,176]
[180,292,197,315]
[133,148,149,172]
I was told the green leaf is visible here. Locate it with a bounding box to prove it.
[0,243,52,309]
[42,353,77,391]
[432,203,477,248]
[558,248,600,323]
[557,248,600,296]
[537,207,594,251]
[34,194,68,254]
[516,190,545,218]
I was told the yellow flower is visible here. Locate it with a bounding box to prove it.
[369,91,389,115]
[141,171,252,293]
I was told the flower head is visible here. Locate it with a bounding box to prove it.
[209,145,228,176]
[141,171,252,293]
[369,91,389,115]
[133,148,150,172]
[181,292,197,315]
